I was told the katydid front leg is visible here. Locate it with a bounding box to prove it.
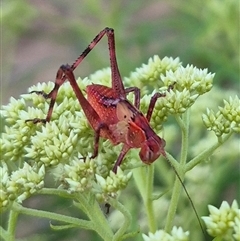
[146,83,176,121]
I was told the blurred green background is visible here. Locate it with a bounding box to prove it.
[2,0,239,104]
[1,0,239,240]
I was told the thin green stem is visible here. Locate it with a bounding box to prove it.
[12,202,92,229]
[121,229,140,240]
[174,114,185,130]
[40,187,114,240]
[109,198,132,241]
[6,209,19,241]
[38,188,73,197]
[165,151,179,171]
[0,226,8,241]
[164,171,183,233]
[164,155,183,234]
[165,111,190,232]
[176,111,190,165]
[133,165,156,233]
[39,188,90,215]
[133,167,146,199]
[12,191,114,241]
[145,165,156,233]
[73,193,114,241]
[186,132,233,172]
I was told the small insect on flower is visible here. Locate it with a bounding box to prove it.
[24,27,206,235]
[26,27,168,173]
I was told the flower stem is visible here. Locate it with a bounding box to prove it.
[40,187,114,240]
[43,188,116,240]
[75,193,114,241]
[180,110,190,165]
[0,226,8,241]
[12,191,114,241]
[164,171,182,233]
[12,202,92,229]
[109,198,132,241]
[6,209,19,241]
[186,132,233,171]
[133,165,156,233]
[145,164,157,233]
[165,111,190,232]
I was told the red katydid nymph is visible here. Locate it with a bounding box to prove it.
[26,27,206,236]
[26,27,167,173]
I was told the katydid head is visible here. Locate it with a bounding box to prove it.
[139,135,166,164]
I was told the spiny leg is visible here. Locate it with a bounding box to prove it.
[27,27,124,123]
[146,92,166,122]
[72,27,125,98]
[60,64,110,159]
[112,144,131,173]
[146,83,175,121]
[125,87,140,109]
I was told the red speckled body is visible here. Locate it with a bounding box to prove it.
[86,84,121,144]
[86,81,166,167]
[86,85,119,126]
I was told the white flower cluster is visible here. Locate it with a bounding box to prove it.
[63,157,96,193]
[142,226,189,241]
[202,200,239,240]
[0,74,133,209]
[123,56,215,133]
[124,55,181,95]
[0,163,45,210]
[94,167,132,202]
[202,96,240,136]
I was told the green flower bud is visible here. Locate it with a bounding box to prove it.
[88,68,111,86]
[94,168,132,201]
[233,215,240,240]
[202,200,239,239]
[0,163,44,209]
[62,157,96,192]
[219,96,240,133]
[142,226,189,241]
[1,97,26,125]
[161,65,214,95]
[202,96,240,136]
[125,55,181,93]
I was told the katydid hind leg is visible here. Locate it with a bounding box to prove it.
[105,28,125,98]
[60,65,109,159]
[27,28,124,123]
[71,27,125,98]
